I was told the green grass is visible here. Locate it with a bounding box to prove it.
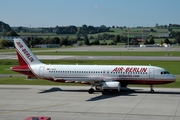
[129,77,180,88]
[1,60,180,74]
[0,47,61,52]
[0,76,86,86]
[0,76,179,88]
[0,65,17,74]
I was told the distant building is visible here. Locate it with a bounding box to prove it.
[134,36,149,39]
[158,33,169,38]
[34,44,60,48]
[0,36,20,41]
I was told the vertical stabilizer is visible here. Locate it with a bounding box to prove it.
[14,38,42,66]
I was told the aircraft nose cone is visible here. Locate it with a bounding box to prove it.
[171,75,176,81]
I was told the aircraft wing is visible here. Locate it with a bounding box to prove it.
[52,76,117,83]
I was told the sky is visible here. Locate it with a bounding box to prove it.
[0,0,180,27]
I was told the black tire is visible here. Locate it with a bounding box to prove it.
[88,88,94,94]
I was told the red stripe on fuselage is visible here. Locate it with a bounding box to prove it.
[42,77,175,85]
[117,79,175,85]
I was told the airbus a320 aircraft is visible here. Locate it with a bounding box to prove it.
[11,38,176,94]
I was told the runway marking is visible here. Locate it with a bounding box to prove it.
[0,103,69,114]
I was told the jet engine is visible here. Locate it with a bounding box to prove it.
[102,81,121,92]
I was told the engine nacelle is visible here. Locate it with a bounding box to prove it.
[102,81,121,92]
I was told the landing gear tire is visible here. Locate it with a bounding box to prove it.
[150,90,155,93]
[102,91,109,95]
[88,88,94,94]
[150,85,154,93]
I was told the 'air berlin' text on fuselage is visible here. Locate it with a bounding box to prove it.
[112,67,147,73]
[16,42,35,62]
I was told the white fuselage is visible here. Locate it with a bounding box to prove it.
[30,64,176,85]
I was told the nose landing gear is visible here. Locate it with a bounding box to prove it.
[150,85,154,93]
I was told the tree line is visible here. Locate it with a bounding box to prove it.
[0,21,12,32]
[1,21,180,48]
[1,31,180,48]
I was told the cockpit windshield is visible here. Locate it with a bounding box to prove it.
[161,71,170,74]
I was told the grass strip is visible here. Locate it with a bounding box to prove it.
[0,76,179,88]
[34,51,180,56]
[0,60,180,74]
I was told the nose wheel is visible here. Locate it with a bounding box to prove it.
[150,85,154,93]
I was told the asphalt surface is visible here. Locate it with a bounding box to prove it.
[1,46,180,60]
[1,55,180,61]
[0,85,180,120]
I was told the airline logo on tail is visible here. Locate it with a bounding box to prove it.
[16,42,35,62]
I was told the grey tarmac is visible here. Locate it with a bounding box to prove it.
[1,55,180,61]
[1,46,180,60]
[0,85,180,120]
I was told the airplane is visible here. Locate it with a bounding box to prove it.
[11,38,176,94]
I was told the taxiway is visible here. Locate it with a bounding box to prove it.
[1,55,180,61]
[0,85,180,120]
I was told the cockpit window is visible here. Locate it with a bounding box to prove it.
[164,71,170,74]
[161,71,170,74]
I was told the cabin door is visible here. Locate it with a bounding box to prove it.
[149,68,154,79]
[39,66,44,77]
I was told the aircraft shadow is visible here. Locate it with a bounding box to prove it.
[38,87,180,101]
[86,88,137,101]
[38,87,137,94]
[38,87,88,93]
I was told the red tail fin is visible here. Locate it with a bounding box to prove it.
[14,38,42,66]
[16,51,28,66]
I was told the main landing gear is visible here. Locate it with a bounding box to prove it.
[150,85,154,93]
[88,88,95,94]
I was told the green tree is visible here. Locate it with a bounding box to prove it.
[155,23,159,28]
[164,38,170,44]
[53,37,60,44]
[174,32,180,43]
[115,35,120,43]
[149,36,155,44]
[174,36,180,43]
[0,21,12,32]
[7,40,14,47]
[91,40,100,45]
[2,29,7,36]
[7,30,19,36]
[32,37,43,44]
[82,24,88,33]
[84,34,89,45]
[0,39,8,48]
[29,39,35,48]
[60,38,68,46]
